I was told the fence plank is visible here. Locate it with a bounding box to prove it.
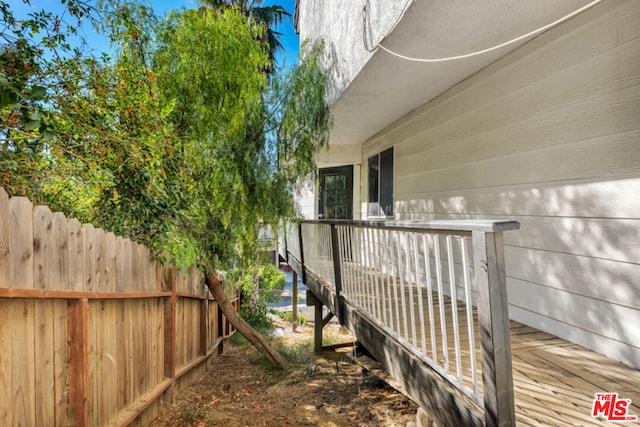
[35,299,55,426]
[12,299,36,426]
[94,228,106,292]
[97,300,118,425]
[10,197,34,288]
[104,232,117,292]
[33,205,53,290]
[53,299,69,427]
[116,299,127,413]
[0,188,10,285]
[0,299,11,426]
[68,219,84,291]
[87,301,97,426]
[52,212,69,290]
[83,224,96,292]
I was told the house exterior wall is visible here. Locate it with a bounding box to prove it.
[361,0,640,368]
[297,0,408,103]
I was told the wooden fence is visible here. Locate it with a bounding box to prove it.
[0,188,238,426]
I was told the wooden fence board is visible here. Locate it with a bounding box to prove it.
[12,299,36,426]
[125,298,135,404]
[53,299,69,427]
[33,205,52,289]
[35,299,55,427]
[0,300,11,426]
[94,228,106,292]
[88,301,98,426]
[68,219,84,291]
[103,300,119,425]
[104,232,117,292]
[83,224,96,292]
[52,212,69,290]
[0,188,10,285]
[10,197,34,288]
[116,299,126,413]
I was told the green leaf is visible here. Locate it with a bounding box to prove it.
[30,85,47,100]
[24,120,40,131]
[30,109,42,121]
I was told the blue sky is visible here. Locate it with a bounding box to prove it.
[12,0,300,66]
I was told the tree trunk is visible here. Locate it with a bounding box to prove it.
[206,272,286,369]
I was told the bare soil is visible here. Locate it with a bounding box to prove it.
[151,320,417,426]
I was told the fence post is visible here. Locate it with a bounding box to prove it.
[472,230,515,427]
[68,298,89,427]
[329,224,344,322]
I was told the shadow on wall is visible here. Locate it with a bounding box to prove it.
[396,175,640,368]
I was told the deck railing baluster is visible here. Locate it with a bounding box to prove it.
[434,235,449,372]
[423,234,437,364]
[406,232,417,348]
[376,228,388,327]
[413,233,427,357]
[447,235,463,382]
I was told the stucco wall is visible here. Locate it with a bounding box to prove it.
[361,0,640,368]
[297,0,408,104]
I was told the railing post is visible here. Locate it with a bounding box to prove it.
[472,230,515,427]
[329,224,344,322]
[297,222,306,284]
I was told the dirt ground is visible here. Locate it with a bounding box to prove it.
[151,320,418,426]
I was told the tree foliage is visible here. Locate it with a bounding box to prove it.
[0,0,331,277]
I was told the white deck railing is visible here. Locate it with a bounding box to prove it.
[279,219,519,426]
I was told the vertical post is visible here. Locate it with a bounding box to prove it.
[314,300,323,353]
[297,222,306,284]
[292,270,298,330]
[163,269,176,379]
[330,224,344,322]
[68,298,89,427]
[472,230,515,427]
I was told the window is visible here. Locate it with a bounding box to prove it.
[367,147,393,217]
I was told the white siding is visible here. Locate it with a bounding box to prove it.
[361,0,640,368]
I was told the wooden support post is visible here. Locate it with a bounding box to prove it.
[68,298,89,427]
[297,222,306,284]
[329,224,344,322]
[314,302,323,353]
[292,270,298,330]
[163,269,176,379]
[473,230,515,427]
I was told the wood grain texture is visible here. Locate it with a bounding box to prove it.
[68,219,84,291]
[0,188,10,286]
[51,212,69,290]
[10,197,34,289]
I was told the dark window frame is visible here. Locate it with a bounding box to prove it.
[367,147,394,218]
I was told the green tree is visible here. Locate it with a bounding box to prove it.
[0,1,331,368]
[200,0,291,70]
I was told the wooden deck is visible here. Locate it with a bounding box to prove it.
[509,322,639,426]
[286,219,638,426]
[308,267,640,426]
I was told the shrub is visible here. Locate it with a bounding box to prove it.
[239,263,286,327]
